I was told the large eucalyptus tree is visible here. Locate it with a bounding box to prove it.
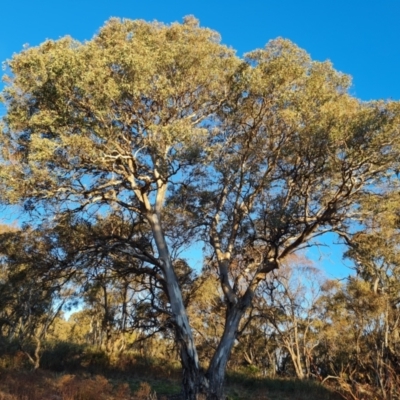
[1,16,399,399]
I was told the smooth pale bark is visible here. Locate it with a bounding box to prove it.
[206,305,246,399]
[147,208,255,400]
[23,336,41,370]
[147,211,207,399]
[148,206,256,399]
[205,286,256,400]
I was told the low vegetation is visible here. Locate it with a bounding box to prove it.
[0,346,341,400]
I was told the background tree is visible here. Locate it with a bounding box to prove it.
[327,189,400,399]
[257,259,324,379]
[0,225,73,368]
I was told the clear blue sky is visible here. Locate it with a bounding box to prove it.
[1,0,399,101]
[1,0,398,278]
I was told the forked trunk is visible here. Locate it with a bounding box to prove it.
[149,211,251,399]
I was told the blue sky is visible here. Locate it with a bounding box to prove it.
[1,0,398,278]
[1,1,399,101]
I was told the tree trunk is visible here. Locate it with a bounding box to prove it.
[148,212,206,399]
[206,304,247,399]
[23,335,41,370]
[148,211,256,399]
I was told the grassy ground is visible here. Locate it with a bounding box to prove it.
[224,373,341,400]
[0,346,343,399]
[0,369,342,400]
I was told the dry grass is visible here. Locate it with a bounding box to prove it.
[0,347,343,400]
[0,370,140,400]
[0,369,344,400]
